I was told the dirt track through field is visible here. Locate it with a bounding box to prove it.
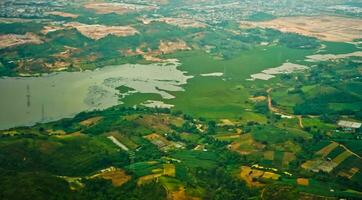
[267,88,304,129]
[337,142,362,160]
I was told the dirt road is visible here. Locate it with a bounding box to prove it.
[267,88,304,129]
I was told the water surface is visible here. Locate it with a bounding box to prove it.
[0,62,191,130]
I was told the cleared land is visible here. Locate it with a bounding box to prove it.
[45,11,79,18]
[42,25,66,34]
[106,131,139,150]
[91,167,131,187]
[64,22,138,40]
[249,96,267,102]
[0,33,42,49]
[79,116,103,127]
[241,16,362,42]
[159,40,191,54]
[306,51,362,62]
[249,63,308,81]
[122,40,191,62]
[107,136,130,151]
[297,178,309,186]
[141,17,206,28]
[84,2,156,15]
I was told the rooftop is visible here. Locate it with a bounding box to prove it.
[338,120,362,129]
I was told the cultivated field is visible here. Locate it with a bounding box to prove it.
[239,166,280,187]
[332,151,353,165]
[316,142,339,157]
[302,143,357,173]
[338,167,359,179]
[282,152,296,168]
[264,151,275,161]
[229,133,265,155]
[163,164,176,177]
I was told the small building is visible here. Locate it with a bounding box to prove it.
[337,120,361,133]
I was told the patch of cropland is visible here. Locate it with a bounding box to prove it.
[0,103,361,199]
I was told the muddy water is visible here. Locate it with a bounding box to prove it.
[0,62,192,130]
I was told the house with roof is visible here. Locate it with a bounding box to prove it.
[337,120,362,133]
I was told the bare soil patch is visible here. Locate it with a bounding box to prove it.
[141,17,206,28]
[42,25,66,34]
[79,116,103,127]
[0,33,42,49]
[138,173,163,185]
[45,11,79,18]
[121,40,191,62]
[92,167,131,187]
[64,22,138,40]
[338,167,359,179]
[241,16,362,42]
[159,40,191,54]
[249,96,267,102]
[297,178,309,186]
[84,2,156,15]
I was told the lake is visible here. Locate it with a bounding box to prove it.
[0,61,192,130]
